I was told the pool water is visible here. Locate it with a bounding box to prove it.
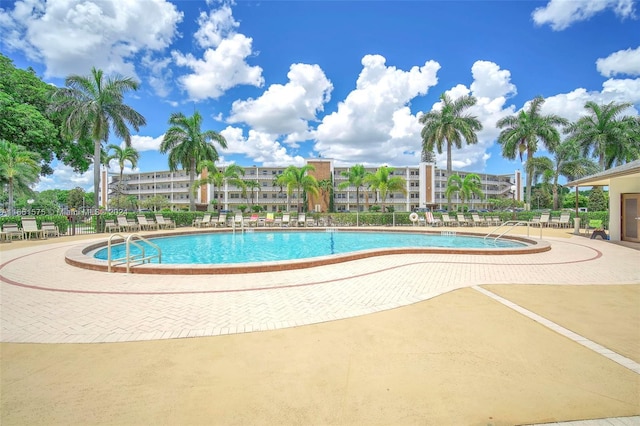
[93,231,525,265]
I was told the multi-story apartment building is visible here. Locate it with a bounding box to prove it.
[101,159,522,212]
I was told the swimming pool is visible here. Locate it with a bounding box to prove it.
[65,228,551,275]
[93,230,526,265]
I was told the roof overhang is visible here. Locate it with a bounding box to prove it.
[565,160,640,187]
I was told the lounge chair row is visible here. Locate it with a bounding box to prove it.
[415,212,504,227]
[190,212,320,228]
[104,214,176,233]
[1,218,61,241]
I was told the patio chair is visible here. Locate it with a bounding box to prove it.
[280,213,290,227]
[306,217,316,227]
[214,213,227,227]
[246,213,259,227]
[233,212,244,227]
[456,213,471,227]
[425,212,442,227]
[441,213,458,227]
[137,215,159,231]
[471,213,487,227]
[194,213,211,228]
[538,212,550,227]
[117,215,139,232]
[264,212,275,227]
[41,222,60,237]
[553,212,571,228]
[2,222,24,240]
[297,213,306,227]
[273,215,282,227]
[104,219,121,233]
[155,214,176,229]
[585,219,604,236]
[22,217,45,239]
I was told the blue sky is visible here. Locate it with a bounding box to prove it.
[1,0,639,192]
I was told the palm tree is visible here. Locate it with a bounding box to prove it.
[193,162,245,211]
[317,178,333,212]
[50,67,146,208]
[535,140,600,210]
[444,173,484,211]
[280,165,319,212]
[496,96,568,210]
[338,164,369,213]
[363,166,407,212]
[419,93,483,177]
[160,111,227,211]
[244,180,260,206]
[106,144,139,183]
[0,140,41,214]
[565,101,639,170]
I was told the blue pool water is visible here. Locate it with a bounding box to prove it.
[93,231,525,265]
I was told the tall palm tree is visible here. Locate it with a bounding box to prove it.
[564,100,639,170]
[317,178,333,212]
[419,93,483,176]
[496,96,568,210]
[50,67,146,208]
[534,140,600,210]
[0,140,41,214]
[244,180,261,206]
[363,166,407,212]
[280,165,319,212]
[444,173,484,211]
[160,111,227,211]
[338,164,369,213]
[106,144,139,182]
[193,162,246,211]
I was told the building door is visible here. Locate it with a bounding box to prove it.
[621,193,640,242]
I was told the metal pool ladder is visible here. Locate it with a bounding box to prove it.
[483,220,543,242]
[107,233,162,273]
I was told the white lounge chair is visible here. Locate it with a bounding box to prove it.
[137,215,159,231]
[2,222,24,240]
[193,214,211,228]
[280,213,290,227]
[297,213,306,227]
[22,217,45,239]
[214,213,227,227]
[456,213,471,227]
[155,214,176,229]
[41,221,60,237]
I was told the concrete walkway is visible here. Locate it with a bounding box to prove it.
[1,228,639,425]
[1,231,637,344]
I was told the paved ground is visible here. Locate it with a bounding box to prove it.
[1,226,639,425]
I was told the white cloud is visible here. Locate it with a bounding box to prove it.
[228,63,333,141]
[0,0,183,79]
[34,162,93,192]
[220,126,306,167]
[131,134,165,152]
[194,4,239,48]
[532,0,636,31]
[596,46,640,77]
[173,33,264,101]
[314,54,440,165]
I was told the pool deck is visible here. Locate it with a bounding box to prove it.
[1,225,639,425]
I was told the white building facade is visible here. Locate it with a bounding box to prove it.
[102,159,522,213]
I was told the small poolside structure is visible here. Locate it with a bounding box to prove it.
[566,159,640,243]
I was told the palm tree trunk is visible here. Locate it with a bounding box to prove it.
[94,140,101,208]
[189,159,196,211]
[8,177,14,214]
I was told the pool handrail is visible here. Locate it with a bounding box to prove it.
[483,220,543,242]
[107,233,162,273]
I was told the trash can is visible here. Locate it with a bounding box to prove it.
[573,217,581,235]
